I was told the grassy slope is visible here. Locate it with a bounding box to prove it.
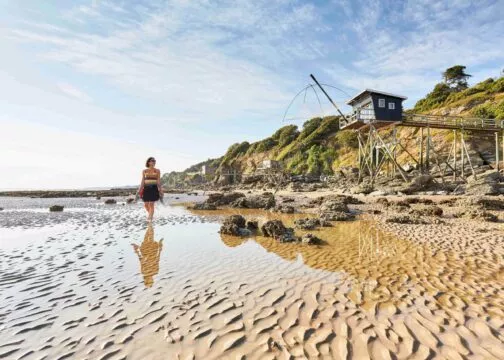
[163,77,504,184]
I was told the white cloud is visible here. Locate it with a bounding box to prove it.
[57,82,93,102]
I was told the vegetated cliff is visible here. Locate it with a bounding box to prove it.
[162,75,504,187]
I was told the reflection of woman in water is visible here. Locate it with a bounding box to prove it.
[131,224,163,288]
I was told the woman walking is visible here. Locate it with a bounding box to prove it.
[139,157,163,221]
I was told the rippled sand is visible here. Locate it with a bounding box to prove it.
[0,197,503,359]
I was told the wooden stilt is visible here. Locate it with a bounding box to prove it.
[460,131,465,178]
[496,132,500,172]
[420,127,424,173]
[426,127,430,171]
[453,130,457,181]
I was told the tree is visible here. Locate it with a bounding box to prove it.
[442,65,471,91]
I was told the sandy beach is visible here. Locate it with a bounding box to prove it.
[0,192,503,359]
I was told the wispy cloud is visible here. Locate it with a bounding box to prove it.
[57,82,93,102]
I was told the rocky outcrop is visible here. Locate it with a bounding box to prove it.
[104,199,117,204]
[231,193,275,209]
[454,209,498,222]
[273,205,295,214]
[301,233,323,245]
[410,205,443,217]
[465,171,503,196]
[385,215,429,224]
[318,199,355,221]
[49,205,64,212]
[220,215,250,236]
[294,217,330,230]
[192,203,217,210]
[206,192,246,206]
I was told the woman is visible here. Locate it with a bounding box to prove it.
[139,157,163,221]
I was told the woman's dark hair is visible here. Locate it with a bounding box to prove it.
[145,157,156,168]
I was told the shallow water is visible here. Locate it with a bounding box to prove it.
[0,197,503,359]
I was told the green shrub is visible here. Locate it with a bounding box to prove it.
[414,83,452,112]
[335,130,358,148]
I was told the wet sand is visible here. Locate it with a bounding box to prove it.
[0,195,503,359]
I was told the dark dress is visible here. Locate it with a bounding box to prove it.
[142,170,160,202]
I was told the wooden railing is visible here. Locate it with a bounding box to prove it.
[402,113,504,131]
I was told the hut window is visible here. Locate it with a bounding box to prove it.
[378,98,385,108]
[388,102,395,110]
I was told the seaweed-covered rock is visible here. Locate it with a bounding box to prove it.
[220,215,247,236]
[192,202,217,210]
[277,229,299,243]
[319,211,355,221]
[231,193,276,209]
[49,205,64,212]
[465,171,503,196]
[411,206,443,217]
[261,220,287,238]
[246,220,259,231]
[126,198,135,204]
[320,199,350,213]
[273,205,295,214]
[458,197,504,211]
[294,218,321,230]
[104,199,117,204]
[385,215,429,224]
[454,209,498,222]
[301,233,323,245]
[207,192,246,206]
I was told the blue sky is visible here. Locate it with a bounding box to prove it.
[1,0,503,189]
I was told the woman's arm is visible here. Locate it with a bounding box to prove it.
[157,170,163,195]
[139,170,145,191]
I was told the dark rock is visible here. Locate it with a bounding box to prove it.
[104,199,117,204]
[385,215,429,224]
[96,196,101,200]
[261,220,288,238]
[277,229,299,243]
[294,218,320,230]
[320,199,350,213]
[126,198,135,204]
[410,206,443,217]
[220,215,247,235]
[245,220,258,231]
[49,205,64,212]
[458,197,504,211]
[206,192,246,206]
[192,203,217,210]
[301,233,323,245]
[376,198,389,205]
[319,211,355,221]
[274,205,295,214]
[465,171,503,196]
[405,197,434,205]
[231,193,275,209]
[454,209,498,222]
[281,197,295,203]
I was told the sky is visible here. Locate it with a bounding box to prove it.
[0,0,503,190]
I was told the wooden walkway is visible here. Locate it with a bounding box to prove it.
[340,113,504,132]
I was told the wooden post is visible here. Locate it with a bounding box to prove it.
[420,127,424,173]
[426,126,430,171]
[453,130,457,181]
[496,132,500,172]
[502,131,504,173]
[460,131,465,178]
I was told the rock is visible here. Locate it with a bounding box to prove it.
[320,199,350,213]
[104,199,117,204]
[220,215,247,235]
[231,193,275,209]
[281,197,295,203]
[126,198,135,204]
[0,207,3,211]
[294,218,321,230]
[49,205,64,212]
[96,196,101,200]
[277,229,299,243]
[465,171,503,196]
[274,205,295,214]
[350,183,374,195]
[245,220,259,231]
[462,197,504,210]
[261,220,288,238]
[454,209,498,222]
[385,215,429,224]
[192,202,217,210]
[301,233,323,245]
[376,198,389,205]
[411,206,443,217]
[405,197,434,205]
[319,211,355,221]
[206,192,246,206]
[369,190,387,196]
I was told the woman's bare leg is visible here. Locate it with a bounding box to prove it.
[147,202,154,220]
[144,202,149,217]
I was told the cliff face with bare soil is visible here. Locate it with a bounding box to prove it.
[163,77,504,187]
